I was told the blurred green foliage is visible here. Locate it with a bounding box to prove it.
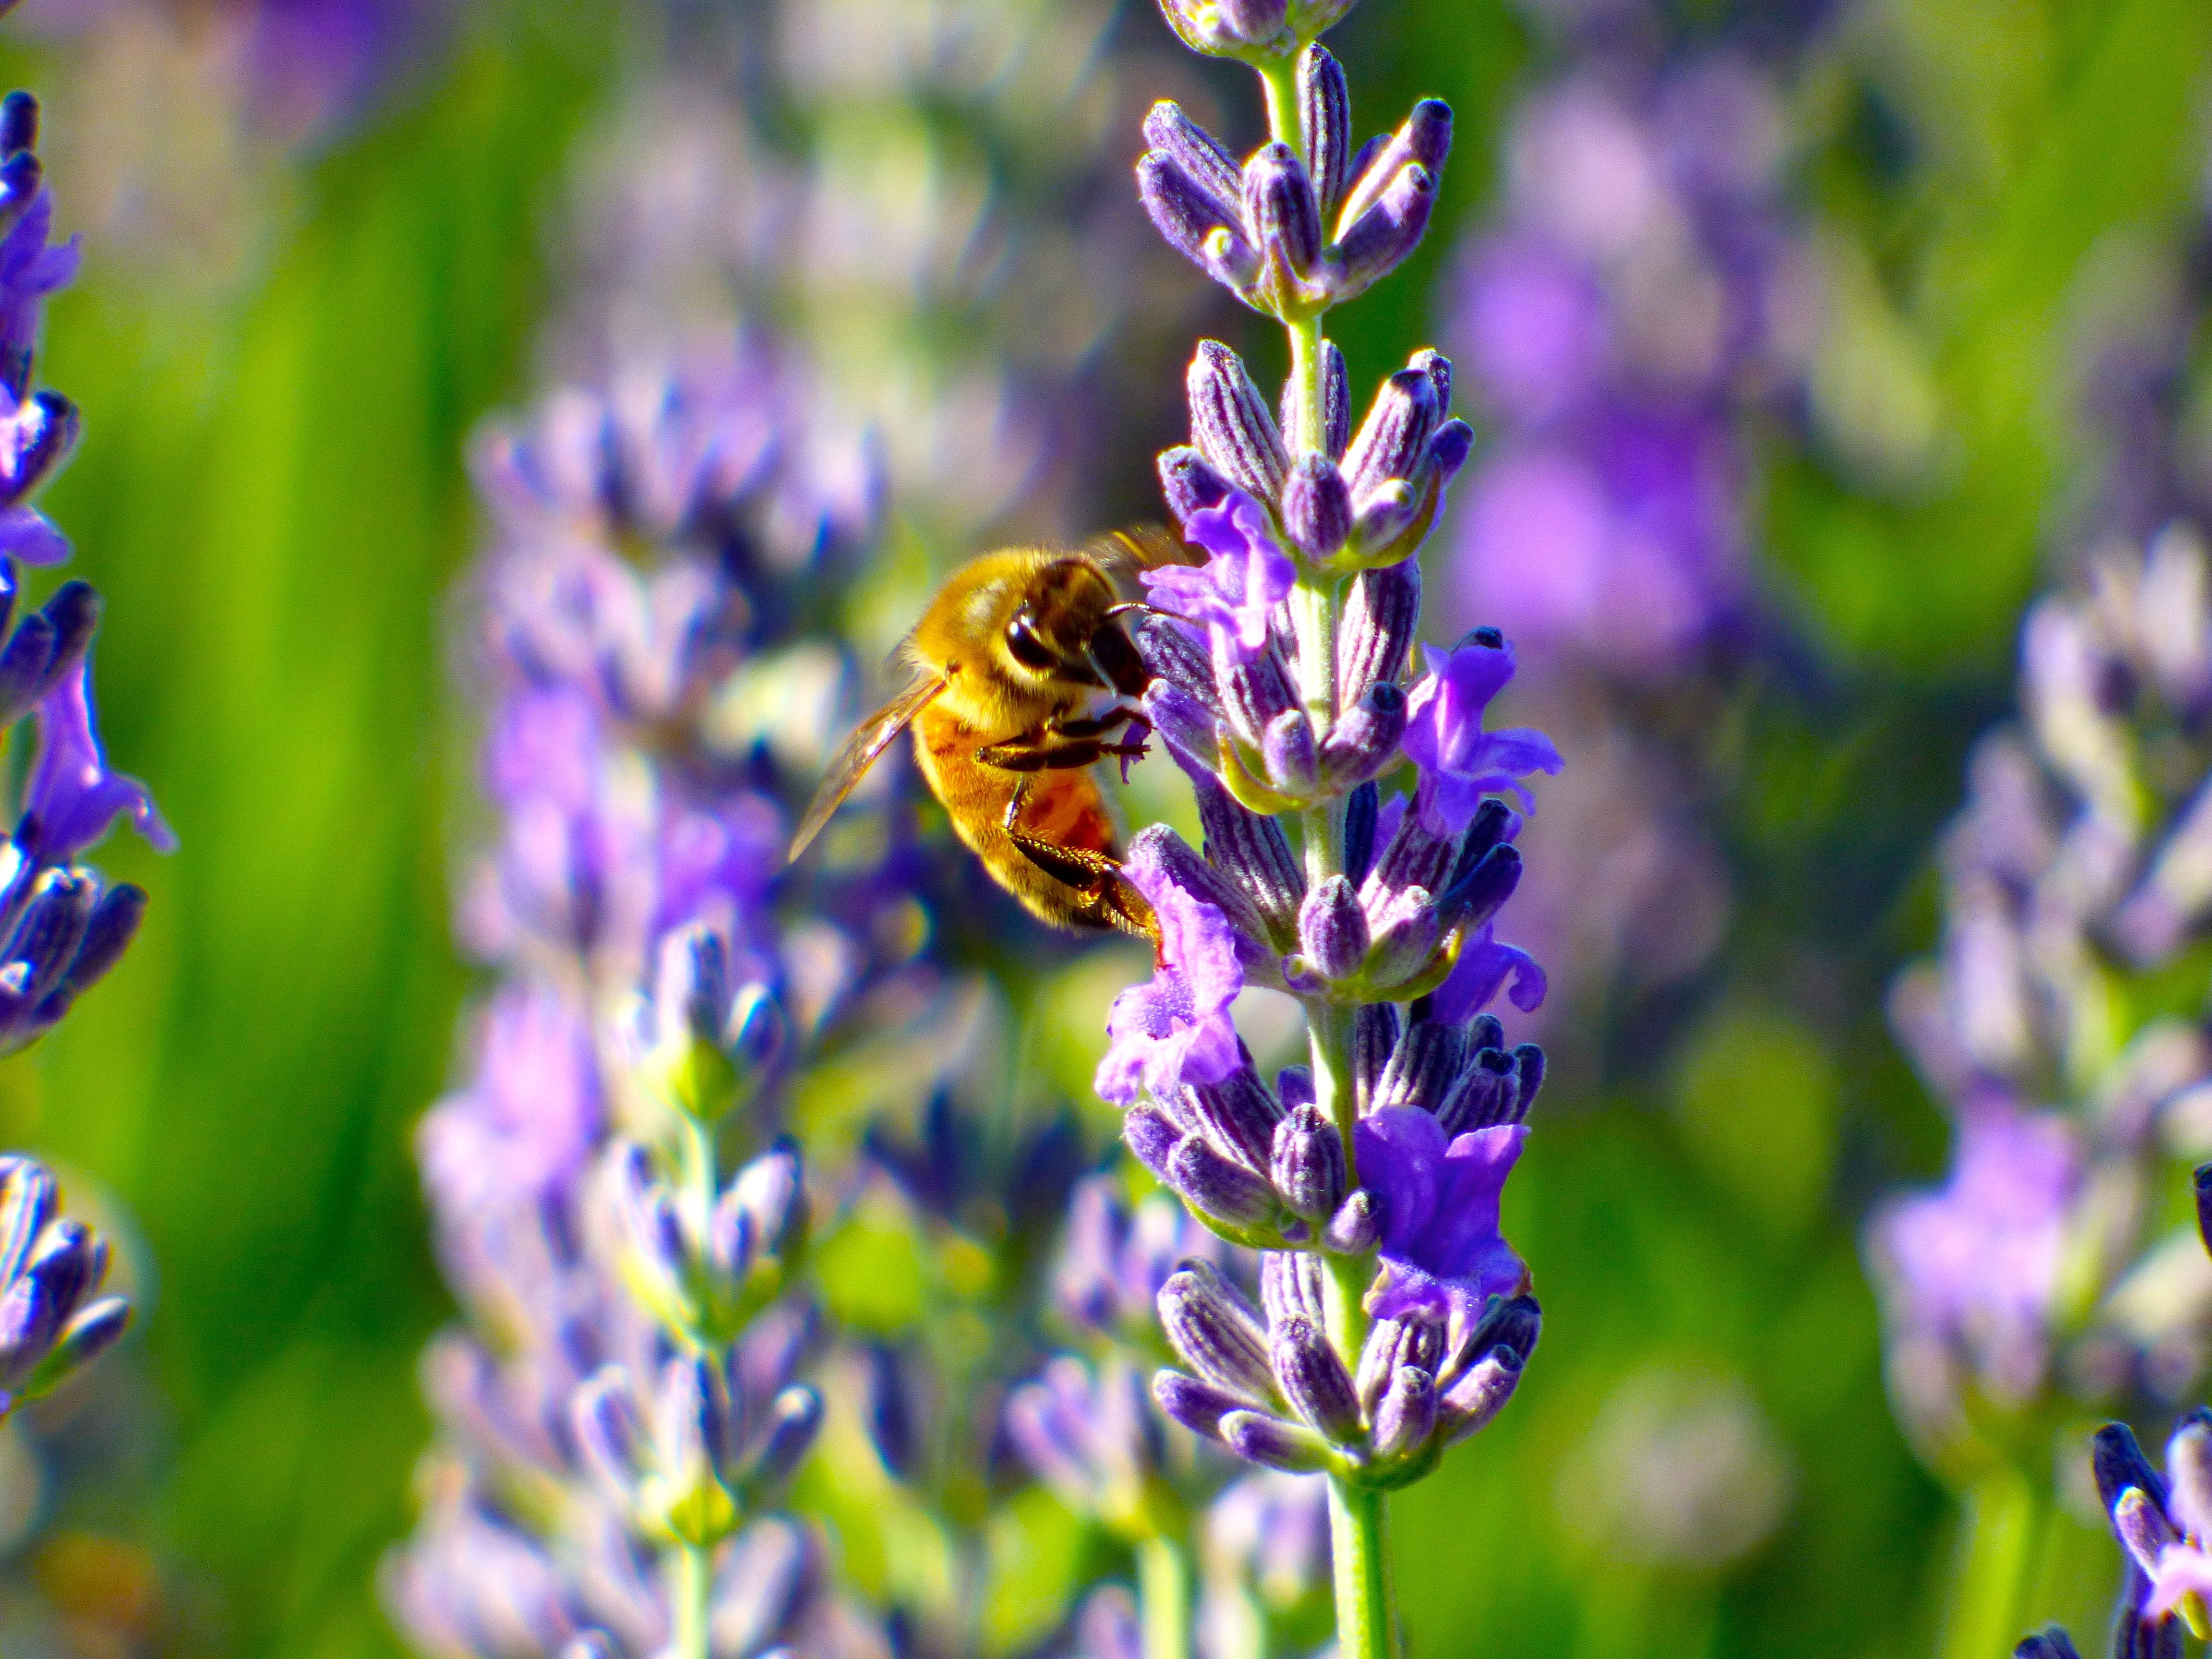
[0,0,2195,1653]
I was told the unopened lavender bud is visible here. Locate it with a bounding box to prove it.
[2168,1410,2212,1534]
[1323,1189,1380,1252]
[1159,1262,1278,1398]
[1223,1409,1334,1473]
[1338,561,1420,709]
[1461,1295,1542,1371]
[0,94,35,160]
[1272,1105,1348,1221]
[1171,1136,1280,1230]
[1356,1316,1444,1413]
[1440,844,1522,934]
[1513,1045,1545,1115]
[1262,709,1320,794]
[2093,1423,2167,1515]
[2016,1634,2083,1659]
[1155,1370,1250,1440]
[1321,682,1407,786]
[2114,1486,2175,1575]
[1157,445,1235,527]
[1272,1315,1362,1443]
[1299,877,1370,981]
[1352,481,1419,556]
[1335,163,1436,300]
[752,1385,824,1491]
[862,1343,915,1479]
[1222,644,1298,748]
[1436,1047,1518,1136]
[1298,46,1352,215]
[1438,1346,1523,1441]
[1261,1248,1328,1325]
[733,1143,807,1260]
[1428,417,1473,481]
[1142,101,1243,209]
[1282,455,1352,561]
[1188,1064,1285,1171]
[573,1369,651,1504]
[1140,153,1258,288]
[2196,1162,2212,1259]
[1129,825,1271,962]
[1156,0,1290,57]
[1189,766,1304,939]
[1351,998,1398,1110]
[1124,1104,1181,1179]
[1147,683,1223,765]
[1244,144,1325,303]
[20,1295,126,1400]
[1345,781,1381,889]
[1363,899,1440,993]
[1344,368,1441,503]
[1335,100,1453,237]
[1190,342,1289,504]
[1276,1065,1315,1110]
[1373,1019,1465,1115]
[1371,1365,1438,1459]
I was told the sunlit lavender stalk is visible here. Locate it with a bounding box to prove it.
[1106,7,1559,1657]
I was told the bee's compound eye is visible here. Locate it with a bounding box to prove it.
[1006,610,1059,673]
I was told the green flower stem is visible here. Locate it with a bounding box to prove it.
[1257,54,1301,160]
[673,1538,714,1659]
[1326,1476,1396,1659]
[1138,1535,1194,1659]
[1938,1464,2045,1659]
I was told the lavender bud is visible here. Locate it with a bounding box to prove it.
[1222,1409,1334,1473]
[1439,844,1522,934]
[0,94,34,159]
[1243,143,1325,299]
[1366,803,1455,903]
[1320,682,1407,787]
[2017,1634,2084,1659]
[1344,367,1441,504]
[1140,154,1260,289]
[1361,896,1441,991]
[1356,1317,1444,1415]
[1276,1065,1315,1110]
[1129,825,1272,963]
[751,1386,824,1491]
[1157,0,1290,56]
[1334,163,1436,300]
[732,1143,806,1261]
[2093,1423,2168,1515]
[1298,46,1353,215]
[1436,1047,1519,1136]
[572,1369,651,1504]
[1271,1316,1362,1443]
[1261,1249,1328,1326]
[862,1343,916,1479]
[2169,1411,2212,1538]
[1428,417,1474,481]
[1338,561,1420,709]
[1190,766,1304,941]
[1323,1189,1381,1252]
[2114,1487,2176,1576]
[1282,338,1352,461]
[1469,1013,1504,1049]
[1335,100,1452,237]
[1142,101,1244,209]
[1351,481,1421,557]
[2196,1162,2212,1259]
[24,1296,127,1400]
[1159,1262,1278,1399]
[1187,1064,1285,1172]
[1350,1000,1398,1111]
[1171,1136,1280,1229]
[1221,644,1299,750]
[1282,455,1352,561]
[1370,1366,1439,1460]
[1262,709,1320,794]
[1437,1346,1523,1441]
[1271,1105,1348,1221]
[1125,1104,1182,1179]
[1458,1295,1542,1376]
[1190,342,1289,504]
[1372,1019,1465,1115]
[1155,1370,1250,1440]
[1157,445,1236,526]
[1513,1045,1545,1115]
[1147,678,1224,763]
[1298,877,1370,981]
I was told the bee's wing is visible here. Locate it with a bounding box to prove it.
[1086,524,1202,587]
[787,666,950,863]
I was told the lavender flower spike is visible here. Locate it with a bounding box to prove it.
[0,1154,130,1416]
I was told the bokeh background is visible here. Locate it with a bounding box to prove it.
[0,0,2203,1652]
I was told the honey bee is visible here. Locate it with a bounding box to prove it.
[788,529,1191,942]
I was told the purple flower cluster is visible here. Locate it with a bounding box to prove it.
[387,331,906,1657]
[1109,28,1554,1611]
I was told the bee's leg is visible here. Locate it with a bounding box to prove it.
[1040,706,1154,782]
[1005,829,1160,945]
[974,733,1148,772]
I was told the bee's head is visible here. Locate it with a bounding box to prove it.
[996,558,1117,687]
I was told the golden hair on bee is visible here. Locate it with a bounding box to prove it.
[788,528,1194,943]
